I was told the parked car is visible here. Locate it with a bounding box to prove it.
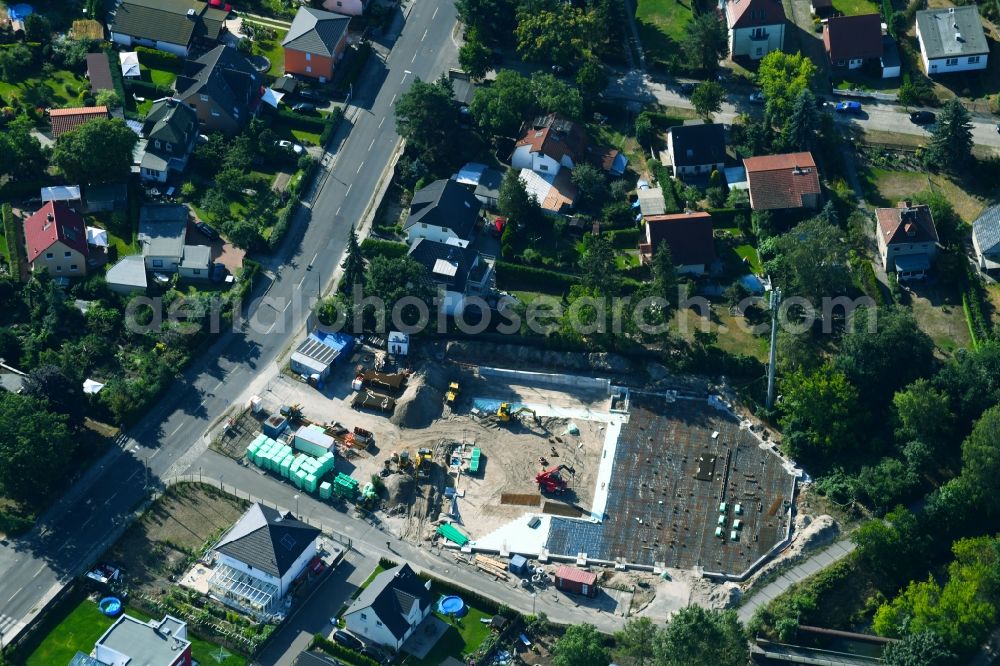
[292,102,317,113]
[834,101,863,115]
[276,139,304,155]
[678,82,696,96]
[749,91,765,104]
[196,221,220,241]
[332,630,363,652]
[361,646,389,663]
[909,110,936,124]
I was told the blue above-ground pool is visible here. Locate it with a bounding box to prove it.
[437,595,467,618]
[99,597,122,617]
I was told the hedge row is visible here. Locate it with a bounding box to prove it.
[268,195,299,251]
[134,45,183,72]
[310,634,379,666]
[123,78,173,100]
[361,238,408,260]
[275,107,329,131]
[604,226,640,249]
[319,107,342,146]
[1,203,16,274]
[856,260,886,307]
[495,261,580,292]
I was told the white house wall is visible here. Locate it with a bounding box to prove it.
[345,609,405,650]
[215,552,282,593]
[406,225,459,245]
[730,24,784,59]
[277,539,318,597]
[924,53,988,74]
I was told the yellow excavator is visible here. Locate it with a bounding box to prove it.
[496,403,538,423]
[445,382,460,405]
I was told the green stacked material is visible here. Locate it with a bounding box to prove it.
[333,473,359,499]
[280,457,292,478]
[305,474,318,493]
[362,482,375,499]
[294,469,307,489]
[319,481,332,499]
[469,447,481,474]
[437,523,470,546]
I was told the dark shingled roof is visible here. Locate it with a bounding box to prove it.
[345,564,432,641]
[175,45,261,125]
[86,53,114,93]
[824,14,883,63]
[668,124,727,168]
[403,179,482,240]
[143,97,198,146]
[111,0,228,49]
[407,238,480,294]
[282,7,351,57]
[214,503,320,578]
[641,212,716,267]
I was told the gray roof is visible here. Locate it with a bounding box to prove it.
[86,183,128,204]
[96,615,190,666]
[181,244,211,270]
[68,652,107,666]
[346,564,432,641]
[0,373,25,394]
[282,7,351,57]
[294,652,341,666]
[404,179,482,240]
[106,255,148,290]
[294,336,341,367]
[638,186,666,216]
[138,204,188,259]
[407,238,480,294]
[175,46,260,125]
[917,6,988,59]
[111,0,228,48]
[214,503,320,578]
[86,53,114,92]
[144,98,198,148]
[140,151,169,172]
[474,169,503,200]
[668,123,727,167]
[974,205,1000,254]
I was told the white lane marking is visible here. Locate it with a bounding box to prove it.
[297,275,306,288]
[33,564,45,576]
[411,52,417,63]
[311,252,318,263]
[357,161,364,173]
[346,183,352,196]
[265,320,277,335]
[336,206,342,216]
[169,423,183,437]
[369,138,376,151]
[282,300,292,313]
[390,93,396,105]
[432,6,438,18]
[8,587,23,603]
[421,29,427,41]
[378,117,385,128]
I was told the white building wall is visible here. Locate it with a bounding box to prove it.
[215,552,282,591]
[345,609,405,649]
[144,253,182,272]
[532,153,563,174]
[511,145,533,171]
[95,645,130,666]
[406,225,458,245]
[924,53,988,74]
[277,539,318,597]
[885,241,936,266]
[730,24,784,59]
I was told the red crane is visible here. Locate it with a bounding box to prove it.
[535,464,572,494]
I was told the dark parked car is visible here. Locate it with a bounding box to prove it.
[196,221,220,240]
[834,101,863,115]
[292,102,317,113]
[332,630,363,652]
[909,110,936,124]
[361,646,389,663]
[678,82,696,96]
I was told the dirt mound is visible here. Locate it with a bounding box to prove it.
[391,382,443,429]
[384,473,415,506]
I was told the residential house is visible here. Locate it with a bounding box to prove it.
[916,6,989,75]
[475,169,503,208]
[665,123,726,180]
[85,53,114,93]
[140,98,199,183]
[722,0,786,60]
[49,106,110,139]
[110,0,229,57]
[208,503,321,618]
[92,614,192,666]
[24,202,89,277]
[174,45,262,135]
[343,563,434,651]
[511,114,588,176]
[876,200,939,280]
[322,0,366,17]
[972,205,1000,271]
[637,186,666,217]
[282,7,351,82]
[743,152,822,212]
[105,255,149,294]
[138,204,188,271]
[518,168,577,214]
[403,179,482,244]
[408,238,495,317]
[179,244,211,280]
[823,14,884,71]
[596,147,629,177]
[639,211,716,275]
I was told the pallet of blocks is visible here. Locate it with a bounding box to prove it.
[474,555,510,580]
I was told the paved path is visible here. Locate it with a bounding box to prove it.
[736,539,856,623]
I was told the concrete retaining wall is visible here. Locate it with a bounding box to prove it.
[478,366,611,393]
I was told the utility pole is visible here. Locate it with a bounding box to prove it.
[766,285,781,411]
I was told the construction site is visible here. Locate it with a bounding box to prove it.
[215,339,803,603]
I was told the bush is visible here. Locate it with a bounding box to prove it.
[124,78,173,100]
[360,238,409,260]
[1,203,16,274]
[134,45,182,71]
[604,227,640,249]
[495,261,580,292]
[319,107,342,146]
[310,634,379,666]
[267,196,299,251]
[275,107,329,130]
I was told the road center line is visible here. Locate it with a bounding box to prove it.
[357,161,364,173]
[368,138,376,151]
[390,93,396,105]
[169,423,183,437]
[411,52,417,63]
[378,117,385,128]
[432,6,438,18]
[421,28,427,41]
[346,183,352,195]
[336,206,342,216]
[7,587,23,603]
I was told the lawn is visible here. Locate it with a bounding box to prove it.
[0,70,90,107]
[734,243,762,273]
[251,27,288,77]
[26,597,246,666]
[832,0,878,15]
[414,604,493,666]
[860,167,984,222]
[143,65,178,88]
[670,303,770,360]
[635,0,692,65]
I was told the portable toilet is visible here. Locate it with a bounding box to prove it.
[509,554,529,576]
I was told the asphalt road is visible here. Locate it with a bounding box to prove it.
[0,0,458,645]
[607,69,1000,152]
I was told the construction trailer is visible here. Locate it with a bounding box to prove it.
[293,425,335,457]
[554,566,597,597]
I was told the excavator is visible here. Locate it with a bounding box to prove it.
[535,464,573,494]
[496,402,539,424]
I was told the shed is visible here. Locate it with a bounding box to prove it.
[290,331,355,381]
[104,255,147,294]
[86,52,114,92]
[554,565,597,597]
[262,413,289,439]
[388,331,409,356]
[293,425,335,457]
[85,183,128,213]
[509,554,529,576]
[474,168,503,208]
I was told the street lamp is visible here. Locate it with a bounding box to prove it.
[294,494,300,516]
[531,592,537,615]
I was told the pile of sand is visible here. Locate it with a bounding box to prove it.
[384,473,415,506]
[390,366,449,429]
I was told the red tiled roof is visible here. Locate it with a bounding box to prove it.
[641,212,716,267]
[823,14,883,63]
[49,106,110,138]
[726,0,786,29]
[555,566,597,585]
[515,114,588,166]
[743,152,822,211]
[877,201,939,246]
[23,201,89,263]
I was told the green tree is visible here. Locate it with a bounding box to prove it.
[24,13,52,43]
[498,169,541,228]
[924,98,973,173]
[364,256,434,330]
[579,233,618,295]
[779,362,860,460]
[959,405,1000,510]
[571,163,608,211]
[224,219,262,250]
[515,4,599,67]
[691,81,725,121]
[651,242,677,308]
[635,111,656,147]
[614,617,659,666]
[23,364,85,426]
[783,89,820,151]
[340,224,365,293]
[0,392,74,506]
[882,631,957,666]
[576,58,608,100]
[893,379,954,451]
[530,72,584,120]
[852,506,928,588]
[911,191,963,248]
[552,624,608,666]
[0,115,47,180]
[459,27,493,80]
[51,118,138,184]
[393,76,458,168]
[682,14,728,73]
[95,89,122,109]
[0,44,35,84]
[855,457,921,515]
[470,70,535,138]
[656,606,748,666]
[757,51,817,125]
[456,0,515,37]
[763,217,851,304]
